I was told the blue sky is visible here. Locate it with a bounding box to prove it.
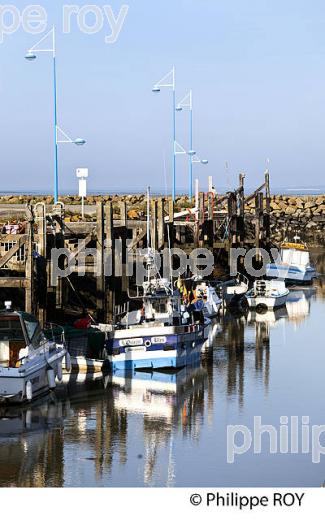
[1,0,325,194]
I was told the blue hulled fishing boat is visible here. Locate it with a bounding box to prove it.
[105,277,210,371]
[105,187,211,372]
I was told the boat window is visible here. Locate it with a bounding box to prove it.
[22,315,44,346]
[282,249,294,264]
[24,319,38,341]
[0,317,25,341]
[0,317,26,368]
[152,300,167,314]
[300,251,309,266]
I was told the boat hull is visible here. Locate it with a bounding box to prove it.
[246,293,288,309]
[266,264,317,284]
[106,324,207,372]
[0,349,66,405]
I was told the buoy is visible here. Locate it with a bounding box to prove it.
[25,381,33,401]
[56,362,63,382]
[65,351,72,372]
[47,368,56,389]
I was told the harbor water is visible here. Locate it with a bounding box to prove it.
[1,253,325,487]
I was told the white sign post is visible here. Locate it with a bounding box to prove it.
[76,168,88,220]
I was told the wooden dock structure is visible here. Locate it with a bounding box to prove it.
[0,173,271,324]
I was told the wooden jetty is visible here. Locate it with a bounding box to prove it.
[0,173,271,324]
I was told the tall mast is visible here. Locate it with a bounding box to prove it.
[147,186,151,283]
[147,186,151,253]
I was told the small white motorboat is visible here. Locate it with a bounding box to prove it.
[245,280,289,310]
[0,303,67,404]
[266,240,317,284]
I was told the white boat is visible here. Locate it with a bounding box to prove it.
[266,241,317,284]
[191,279,222,318]
[222,273,249,306]
[0,304,67,404]
[175,276,222,318]
[245,280,289,310]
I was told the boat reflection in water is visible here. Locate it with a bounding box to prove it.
[105,365,207,422]
[285,288,315,324]
[246,287,315,330]
[104,364,208,485]
[247,306,288,328]
[0,394,68,487]
[0,362,211,487]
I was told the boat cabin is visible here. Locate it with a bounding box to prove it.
[0,311,43,368]
[253,279,287,296]
[141,278,182,324]
[280,243,310,267]
[142,292,181,324]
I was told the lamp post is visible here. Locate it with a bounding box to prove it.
[176,90,194,198]
[152,67,176,201]
[174,141,208,197]
[25,27,86,204]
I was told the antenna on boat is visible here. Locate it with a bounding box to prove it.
[147,185,151,255]
[146,185,154,284]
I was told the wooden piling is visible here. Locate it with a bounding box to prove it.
[96,201,105,321]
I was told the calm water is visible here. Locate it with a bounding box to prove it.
[1,255,325,487]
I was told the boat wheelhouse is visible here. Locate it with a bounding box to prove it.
[266,242,317,284]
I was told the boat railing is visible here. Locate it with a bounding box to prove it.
[43,322,66,346]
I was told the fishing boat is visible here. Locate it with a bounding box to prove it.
[0,303,67,404]
[245,279,289,310]
[105,188,211,372]
[221,273,249,306]
[106,277,210,371]
[266,240,317,284]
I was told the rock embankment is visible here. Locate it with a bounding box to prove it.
[1,193,325,245]
[246,195,325,220]
[1,193,325,232]
[245,195,325,245]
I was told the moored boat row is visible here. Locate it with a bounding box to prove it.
[0,231,318,405]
